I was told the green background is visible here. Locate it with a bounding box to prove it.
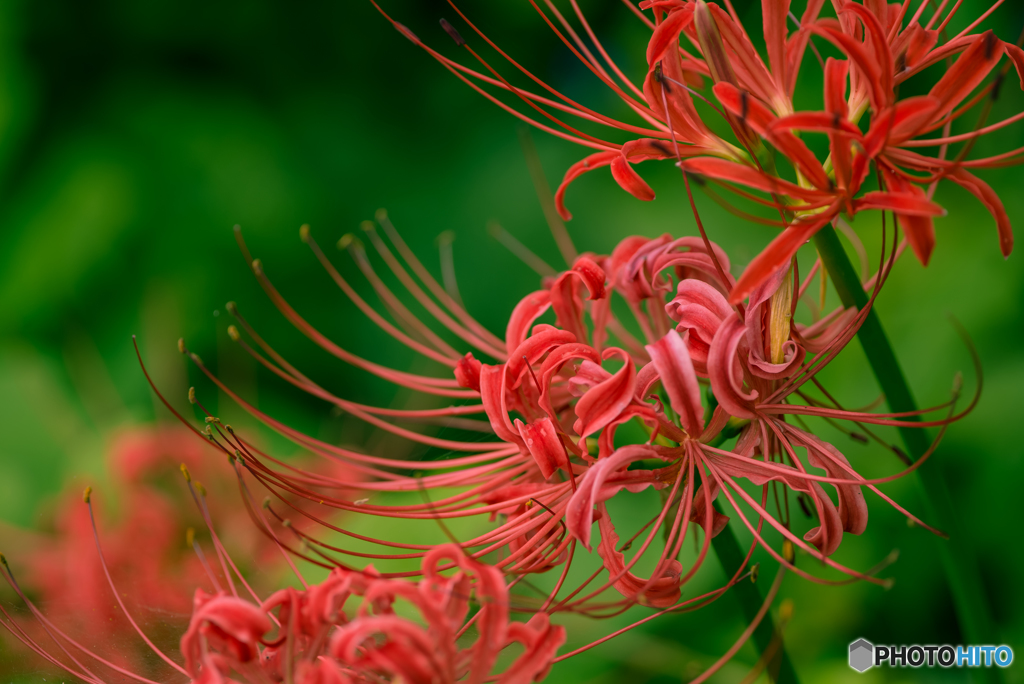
[0,0,1022,681]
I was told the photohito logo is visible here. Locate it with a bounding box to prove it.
[849,638,1013,672]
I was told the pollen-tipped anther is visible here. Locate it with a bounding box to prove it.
[439,18,466,47]
[750,563,760,584]
[262,497,271,510]
[177,338,186,354]
[299,223,310,243]
[180,464,191,482]
[188,386,196,404]
[227,325,240,342]
[195,481,207,497]
[82,486,92,504]
[186,527,195,548]
[337,234,356,250]
[359,220,375,233]
[374,208,388,222]
[252,259,263,276]
[782,539,795,563]
[226,301,237,315]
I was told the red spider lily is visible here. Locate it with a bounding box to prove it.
[1,484,566,683]
[377,0,1022,302]
[134,209,978,629]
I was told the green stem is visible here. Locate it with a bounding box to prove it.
[711,512,801,684]
[813,227,1000,683]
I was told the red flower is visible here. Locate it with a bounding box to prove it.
[380,1,1022,301]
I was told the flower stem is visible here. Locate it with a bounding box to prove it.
[813,227,1000,682]
[711,511,801,684]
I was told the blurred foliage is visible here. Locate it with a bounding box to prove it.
[0,0,1022,682]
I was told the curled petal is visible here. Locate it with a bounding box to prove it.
[707,312,757,418]
[929,31,1004,122]
[596,504,682,607]
[566,444,669,549]
[666,278,732,375]
[480,364,524,447]
[498,614,566,684]
[516,417,569,480]
[789,430,868,535]
[555,151,618,221]
[945,167,1013,258]
[454,352,482,392]
[729,209,836,304]
[573,347,637,439]
[505,290,551,355]
[181,590,272,676]
[646,329,705,437]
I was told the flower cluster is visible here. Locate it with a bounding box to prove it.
[1,1,1004,682]
[383,0,1021,300]
[183,544,564,684]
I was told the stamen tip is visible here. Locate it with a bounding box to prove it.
[374,208,388,222]
[186,527,195,547]
[177,338,186,354]
[188,386,196,404]
[227,325,240,342]
[779,599,794,621]
[180,463,191,482]
[262,496,271,510]
[282,518,292,528]
[226,301,237,315]
[251,258,263,275]
[82,486,92,504]
[299,224,310,243]
[782,539,795,563]
[338,234,356,250]
[439,18,466,46]
[195,481,207,497]
[750,563,759,583]
[359,220,376,233]
[205,416,220,425]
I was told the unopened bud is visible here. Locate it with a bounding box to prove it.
[693,0,736,86]
[769,265,795,364]
[83,486,92,504]
[180,464,191,482]
[227,325,239,342]
[188,387,196,404]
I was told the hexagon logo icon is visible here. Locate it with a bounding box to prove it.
[849,639,874,672]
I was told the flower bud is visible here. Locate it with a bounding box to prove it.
[768,265,794,364]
